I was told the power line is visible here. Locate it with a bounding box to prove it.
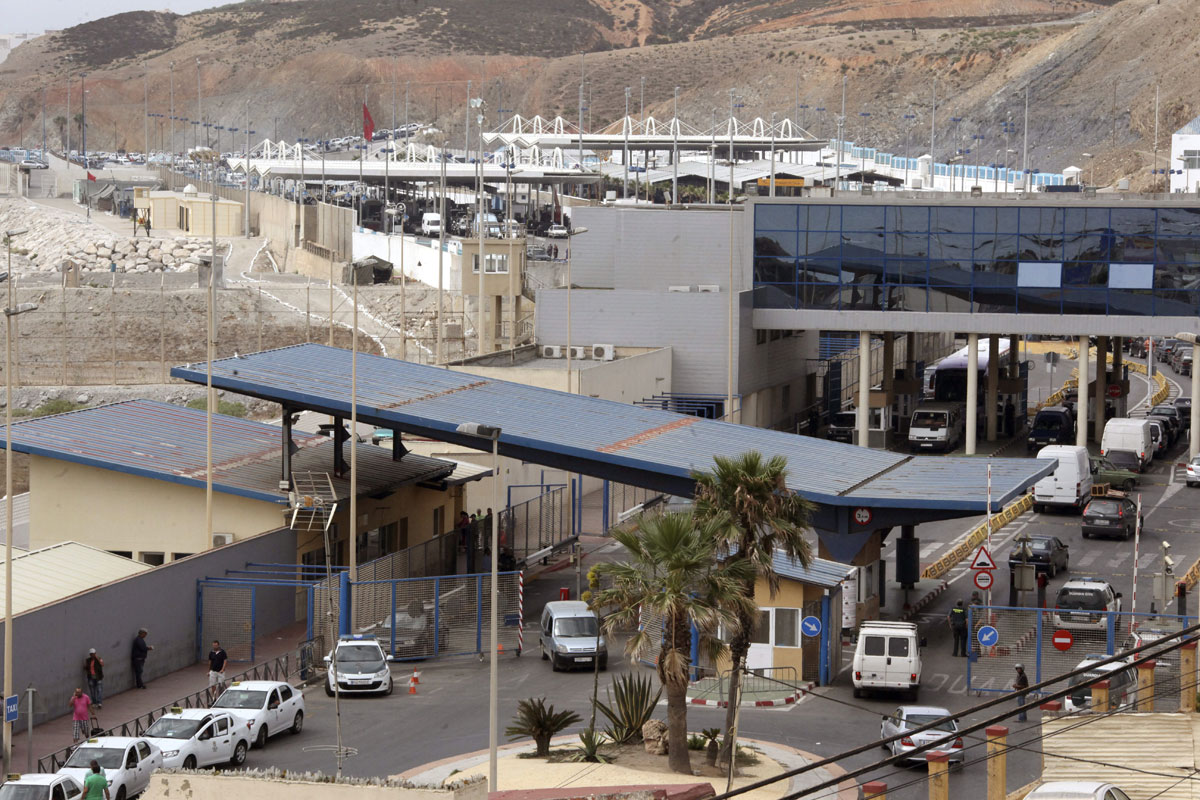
[709,623,1200,800]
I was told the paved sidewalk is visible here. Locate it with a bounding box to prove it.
[12,623,305,773]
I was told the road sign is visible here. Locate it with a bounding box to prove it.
[801,616,822,638]
[1107,383,1122,399]
[4,694,17,723]
[974,570,994,591]
[977,625,999,647]
[969,545,997,571]
[1052,629,1074,651]
[853,507,873,526]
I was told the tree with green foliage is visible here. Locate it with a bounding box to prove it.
[692,452,813,765]
[592,511,754,774]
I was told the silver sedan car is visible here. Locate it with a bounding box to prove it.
[879,705,965,765]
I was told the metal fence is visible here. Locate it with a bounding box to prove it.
[605,480,666,532]
[198,581,256,662]
[352,571,524,660]
[503,485,571,564]
[36,639,321,774]
[967,606,1188,711]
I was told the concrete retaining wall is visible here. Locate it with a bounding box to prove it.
[143,771,487,800]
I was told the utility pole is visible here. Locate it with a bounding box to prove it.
[169,61,175,191]
[41,87,46,160]
[672,86,679,204]
[929,78,936,189]
[465,79,472,162]
[836,75,846,192]
[623,87,631,199]
[81,72,89,219]
[143,71,149,158]
[1022,82,1029,186]
[196,58,203,148]
[1153,84,1161,192]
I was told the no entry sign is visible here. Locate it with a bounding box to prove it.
[973,570,994,591]
[1052,629,1074,651]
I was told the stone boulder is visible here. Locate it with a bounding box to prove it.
[642,719,669,755]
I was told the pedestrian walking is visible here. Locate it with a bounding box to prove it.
[1013,663,1030,722]
[69,687,92,743]
[131,628,153,689]
[207,639,228,696]
[948,600,968,657]
[84,648,104,708]
[143,216,152,237]
[83,760,110,800]
[969,590,983,607]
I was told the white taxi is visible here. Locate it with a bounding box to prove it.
[142,707,250,769]
[0,773,85,800]
[324,635,394,696]
[210,680,304,749]
[58,737,161,800]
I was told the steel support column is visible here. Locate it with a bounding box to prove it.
[986,335,999,441]
[857,331,871,448]
[1095,336,1109,444]
[1076,336,1089,448]
[966,333,979,455]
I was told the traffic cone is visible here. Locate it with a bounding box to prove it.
[408,676,417,695]
[498,643,504,654]
[411,670,420,685]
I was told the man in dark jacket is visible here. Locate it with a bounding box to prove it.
[1013,663,1030,721]
[947,600,968,657]
[131,629,153,689]
[84,649,104,708]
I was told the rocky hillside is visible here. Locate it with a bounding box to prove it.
[0,0,1189,189]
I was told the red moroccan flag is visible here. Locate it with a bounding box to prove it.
[362,103,375,142]
[87,172,97,182]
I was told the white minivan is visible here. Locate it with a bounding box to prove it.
[1032,445,1093,513]
[907,403,965,453]
[852,621,922,699]
[420,212,442,236]
[1100,418,1153,471]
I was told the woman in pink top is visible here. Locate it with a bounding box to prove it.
[69,687,92,742]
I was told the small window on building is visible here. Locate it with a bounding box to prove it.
[171,553,193,561]
[471,253,509,274]
[301,547,325,568]
[774,608,799,647]
[433,506,445,538]
[109,550,134,560]
[139,552,165,567]
[397,518,409,550]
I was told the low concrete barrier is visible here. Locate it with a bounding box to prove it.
[143,771,487,800]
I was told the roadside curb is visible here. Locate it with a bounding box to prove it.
[900,580,948,621]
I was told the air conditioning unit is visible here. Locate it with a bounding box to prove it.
[541,345,563,358]
[592,344,615,361]
[568,346,588,360]
[668,285,692,293]
[697,284,720,293]
[212,533,234,547]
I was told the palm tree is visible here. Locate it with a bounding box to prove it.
[53,116,67,150]
[592,511,755,774]
[692,451,814,764]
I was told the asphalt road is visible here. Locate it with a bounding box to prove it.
[246,349,1199,798]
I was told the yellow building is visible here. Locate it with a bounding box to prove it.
[133,184,244,236]
[4,399,475,567]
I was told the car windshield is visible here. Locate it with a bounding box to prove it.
[1086,500,1119,515]
[212,689,267,710]
[335,646,385,672]
[65,746,124,769]
[912,412,946,427]
[145,717,204,740]
[1033,416,1065,431]
[1058,591,1106,611]
[903,714,956,732]
[0,785,59,800]
[553,617,598,637]
[1030,539,1053,552]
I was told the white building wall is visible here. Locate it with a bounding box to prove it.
[1170,132,1200,193]
[353,229,462,290]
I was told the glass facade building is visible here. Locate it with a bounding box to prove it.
[753,203,1200,316]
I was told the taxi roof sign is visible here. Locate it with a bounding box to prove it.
[970,545,997,571]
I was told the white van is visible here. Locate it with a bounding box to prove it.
[908,403,965,453]
[1100,418,1153,472]
[420,212,442,236]
[852,621,922,699]
[1032,445,1093,513]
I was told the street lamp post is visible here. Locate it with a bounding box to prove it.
[454,422,502,792]
[1083,152,1095,187]
[902,113,916,188]
[672,86,679,204]
[2,227,31,777]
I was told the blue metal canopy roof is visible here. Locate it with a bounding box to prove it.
[0,399,454,504]
[170,344,1052,513]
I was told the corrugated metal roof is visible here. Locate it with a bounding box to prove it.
[0,399,455,505]
[1042,714,1197,800]
[169,345,1052,513]
[443,459,494,485]
[771,552,856,588]
[0,542,150,615]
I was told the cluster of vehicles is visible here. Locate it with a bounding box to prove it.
[1,678,304,799]
[1128,336,1195,376]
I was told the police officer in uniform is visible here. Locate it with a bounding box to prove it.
[947,600,968,657]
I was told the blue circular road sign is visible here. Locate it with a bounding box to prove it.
[977,625,999,647]
[801,616,822,637]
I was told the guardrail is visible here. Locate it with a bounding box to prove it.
[35,640,322,774]
[921,494,1034,581]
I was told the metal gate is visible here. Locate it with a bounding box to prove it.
[350,571,525,660]
[197,581,257,663]
[967,606,1189,710]
[604,481,666,531]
